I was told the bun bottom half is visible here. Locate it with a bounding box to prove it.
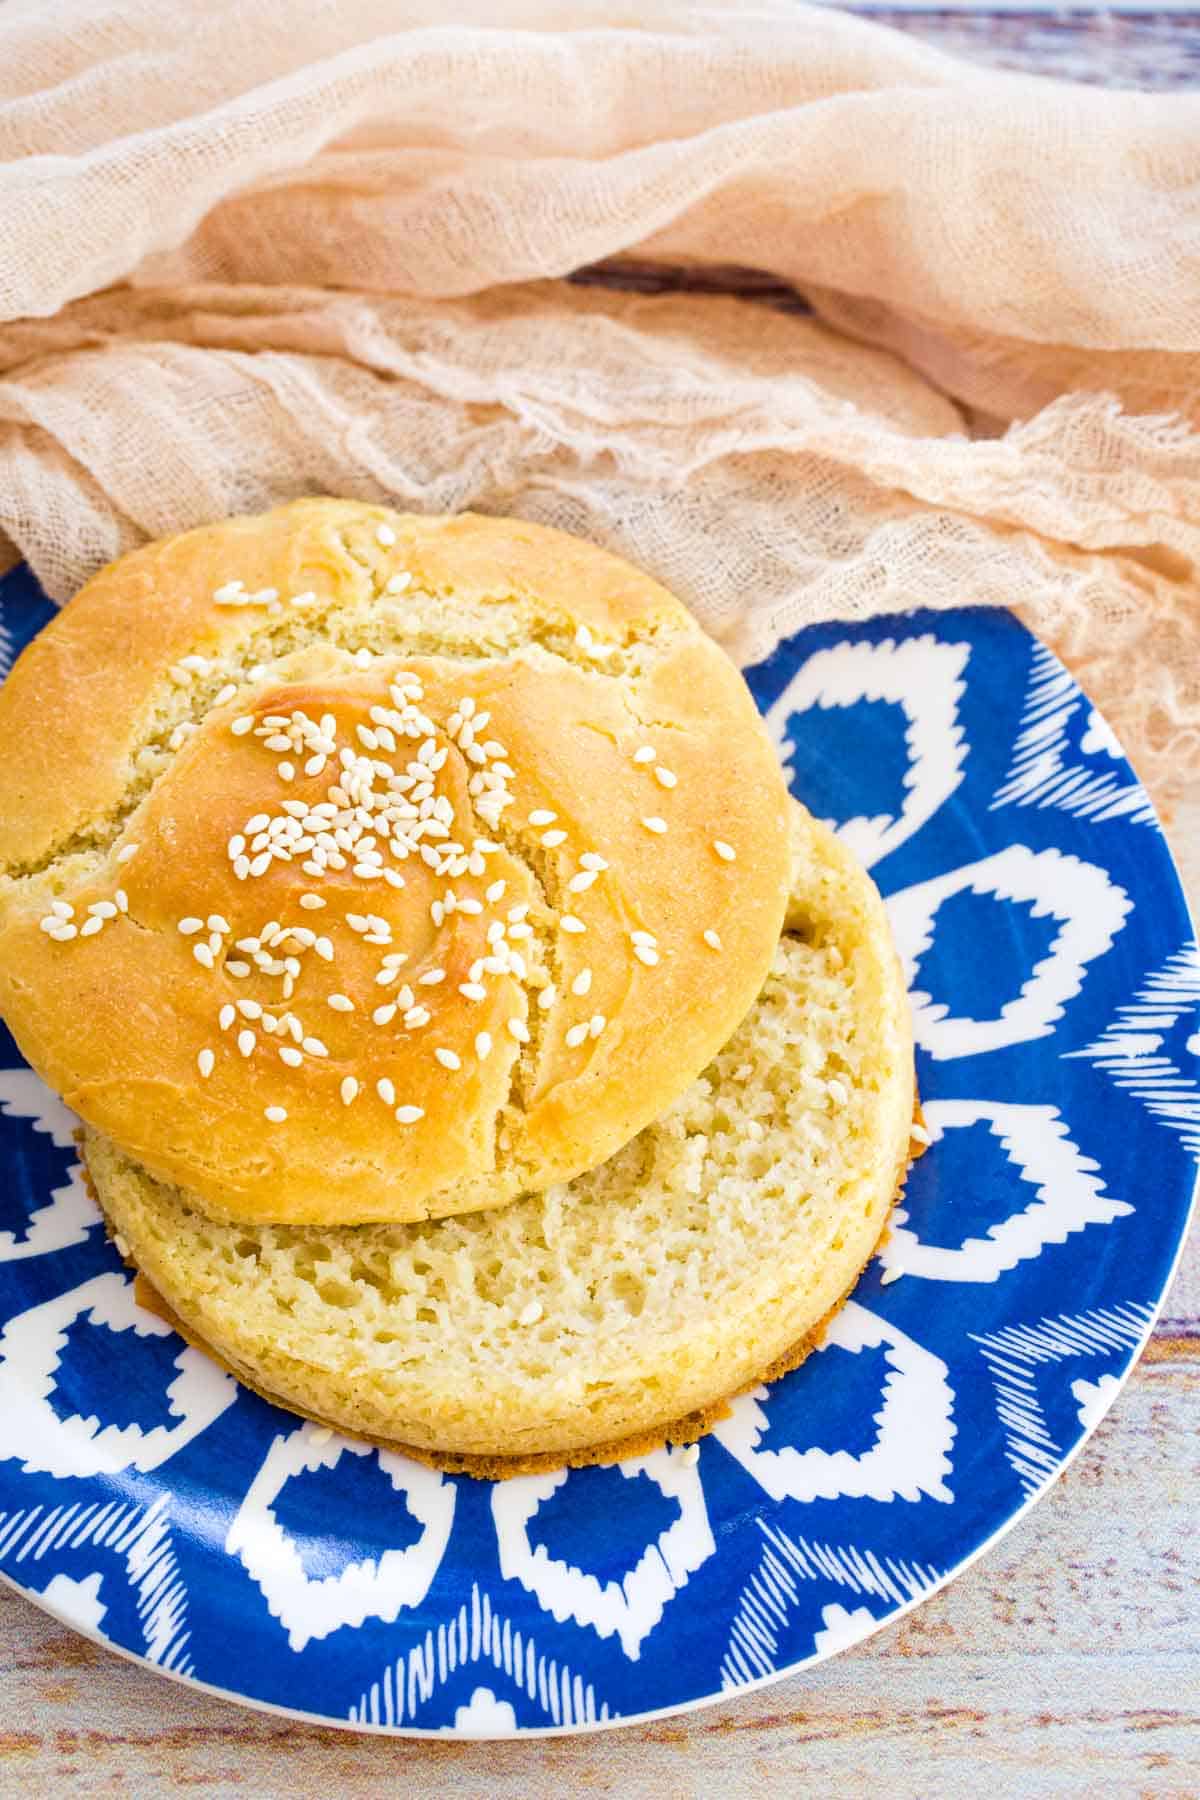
[86,805,916,1475]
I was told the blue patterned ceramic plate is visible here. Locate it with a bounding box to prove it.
[0,567,1195,1736]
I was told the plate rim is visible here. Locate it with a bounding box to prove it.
[2,1179,1196,1741]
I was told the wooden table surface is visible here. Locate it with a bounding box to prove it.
[2,10,1198,1796]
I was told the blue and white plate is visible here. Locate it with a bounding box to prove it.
[0,568,1195,1737]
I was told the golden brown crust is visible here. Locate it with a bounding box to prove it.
[0,502,792,1227]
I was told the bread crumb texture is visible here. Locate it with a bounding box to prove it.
[87,803,915,1464]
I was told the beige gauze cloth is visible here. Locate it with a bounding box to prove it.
[0,0,1198,814]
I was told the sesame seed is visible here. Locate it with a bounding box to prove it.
[197,1048,215,1078]
[589,1013,606,1038]
[571,968,592,997]
[178,917,204,935]
[703,929,722,951]
[279,1046,303,1067]
[377,1078,397,1106]
[178,654,210,675]
[911,1122,932,1147]
[434,1047,461,1071]
[385,572,411,594]
[231,715,255,736]
[299,893,326,910]
[246,814,270,834]
[518,1299,543,1326]
[579,853,608,872]
[238,999,262,1019]
[418,969,446,986]
[633,943,660,967]
[475,1031,492,1060]
[507,921,533,940]
[485,880,506,904]
[395,1105,424,1124]
[278,763,295,783]
[228,835,246,859]
[537,985,557,1010]
[226,961,251,978]
[314,936,334,961]
[47,923,78,940]
[115,889,129,913]
[264,1106,288,1124]
[373,1003,397,1025]
[560,915,586,935]
[302,1036,328,1058]
[116,844,139,865]
[346,914,369,933]
[508,1018,530,1044]
[327,994,355,1012]
[214,683,239,707]
[654,767,677,789]
[237,1029,255,1057]
[565,1022,589,1048]
[879,1265,905,1286]
[50,900,74,919]
[541,829,567,848]
[383,869,406,889]
[376,523,397,546]
[459,982,487,1001]
[249,852,272,877]
[341,1077,359,1105]
[567,870,597,894]
[641,816,668,835]
[213,580,245,603]
[529,810,556,827]
[207,914,230,934]
[193,943,215,969]
[633,746,656,764]
[219,1004,236,1031]
[79,917,104,937]
[89,900,118,918]
[713,840,736,862]
[680,1443,700,1468]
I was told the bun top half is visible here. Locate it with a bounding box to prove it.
[0,501,792,1225]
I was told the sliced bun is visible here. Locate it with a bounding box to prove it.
[87,804,915,1471]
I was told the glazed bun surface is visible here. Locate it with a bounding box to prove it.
[0,501,792,1226]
